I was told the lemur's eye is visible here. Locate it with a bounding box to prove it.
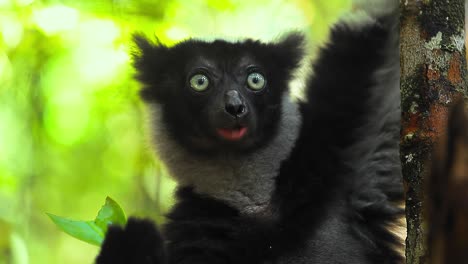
[246,72,266,91]
[190,74,210,91]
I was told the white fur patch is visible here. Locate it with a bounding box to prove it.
[340,11,377,31]
[352,0,397,18]
[341,0,397,31]
[146,95,301,216]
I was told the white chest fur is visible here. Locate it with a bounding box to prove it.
[146,95,301,215]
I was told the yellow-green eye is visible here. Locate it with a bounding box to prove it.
[190,74,209,91]
[247,72,265,90]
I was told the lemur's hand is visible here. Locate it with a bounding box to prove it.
[96,218,165,264]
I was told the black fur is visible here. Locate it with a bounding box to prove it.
[97,7,403,264]
[96,218,165,264]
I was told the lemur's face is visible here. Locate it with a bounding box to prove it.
[133,35,303,154]
[159,54,278,152]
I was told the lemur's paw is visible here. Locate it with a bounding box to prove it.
[96,218,165,264]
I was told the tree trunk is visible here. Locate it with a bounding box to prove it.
[400,0,468,263]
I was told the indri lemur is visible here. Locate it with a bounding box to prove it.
[97,2,404,264]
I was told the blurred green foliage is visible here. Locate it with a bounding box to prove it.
[0,0,350,263]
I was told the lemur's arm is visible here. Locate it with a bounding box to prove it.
[275,3,401,214]
[273,5,403,263]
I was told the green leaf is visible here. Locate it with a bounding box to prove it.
[47,197,127,246]
[94,196,127,233]
[47,213,104,246]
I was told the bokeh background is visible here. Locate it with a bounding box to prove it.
[0,0,351,263]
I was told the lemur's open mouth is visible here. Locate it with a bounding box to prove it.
[217,126,248,141]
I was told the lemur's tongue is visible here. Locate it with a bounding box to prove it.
[217,127,248,141]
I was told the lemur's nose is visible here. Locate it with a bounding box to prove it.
[224,90,247,118]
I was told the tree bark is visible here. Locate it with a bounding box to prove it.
[400,0,468,263]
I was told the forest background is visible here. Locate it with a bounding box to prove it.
[0,0,352,263]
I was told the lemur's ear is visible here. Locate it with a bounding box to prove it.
[132,34,171,101]
[271,33,306,74]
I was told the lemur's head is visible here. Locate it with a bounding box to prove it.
[133,34,304,154]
